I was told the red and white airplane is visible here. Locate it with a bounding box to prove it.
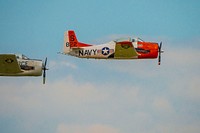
[62,30,164,65]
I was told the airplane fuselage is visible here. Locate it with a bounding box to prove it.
[67,41,158,59]
[0,59,43,76]
[62,30,163,65]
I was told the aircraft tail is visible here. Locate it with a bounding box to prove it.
[63,30,92,54]
[63,31,70,54]
[63,30,79,54]
[68,30,79,48]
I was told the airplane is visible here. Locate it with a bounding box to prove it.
[0,53,48,84]
[61,30,164,65]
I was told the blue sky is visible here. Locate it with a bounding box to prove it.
[0,0,200,133]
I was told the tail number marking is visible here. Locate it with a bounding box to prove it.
[69,35,77,47]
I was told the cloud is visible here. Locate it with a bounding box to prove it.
[161,46,200,101]
[0,38,200,133]
[152,97,174,113]
[153,123,200,133]
[49,60,77,70]
[56,124,120,133]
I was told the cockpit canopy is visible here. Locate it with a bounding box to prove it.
[15,54,29,60]
[114,38,131,42]
[132,38,144,42]
[114,37,144,43]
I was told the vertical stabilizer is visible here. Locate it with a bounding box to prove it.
[68,30,78,48]
[63,31,70,54]
[63,30,92,54]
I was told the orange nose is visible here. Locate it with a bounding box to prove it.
[137,42,159,59]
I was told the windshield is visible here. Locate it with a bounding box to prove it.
[22,54,29,59]
[132,38,144,42]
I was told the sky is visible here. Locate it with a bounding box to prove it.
[0,0,200,133]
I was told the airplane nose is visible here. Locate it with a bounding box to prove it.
[148,43,159,50]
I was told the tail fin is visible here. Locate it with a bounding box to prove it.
[63,31,70,54]
[63,30,79,54]
[63,30,92,54]
[68,30,79,48]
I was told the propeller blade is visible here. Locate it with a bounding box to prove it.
[158,53,161,65]
[43,75,46,84]
[44,57,47,67]
[42,57,48,84]
[158,42,162,65]
[159,42,162,51]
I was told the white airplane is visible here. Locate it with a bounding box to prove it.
[61,30,163,65]
[0,53,48,84]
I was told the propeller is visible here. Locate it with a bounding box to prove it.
[158,42,164,65]
[42,57,48,84]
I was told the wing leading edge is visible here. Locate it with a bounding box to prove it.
[0,54,21,74]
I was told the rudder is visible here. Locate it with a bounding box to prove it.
[63,30,92,54]
[63,30,79,54]
[68,30,78,48]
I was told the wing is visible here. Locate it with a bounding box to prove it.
[114,42,139,58]
[0,54,21,73]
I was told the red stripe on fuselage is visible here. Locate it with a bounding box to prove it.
[77,42,92,47]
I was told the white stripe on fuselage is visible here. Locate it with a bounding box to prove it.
[69,41,116,58]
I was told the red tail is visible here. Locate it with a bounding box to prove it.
[68,30,92,48]
[68,30,78,48]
